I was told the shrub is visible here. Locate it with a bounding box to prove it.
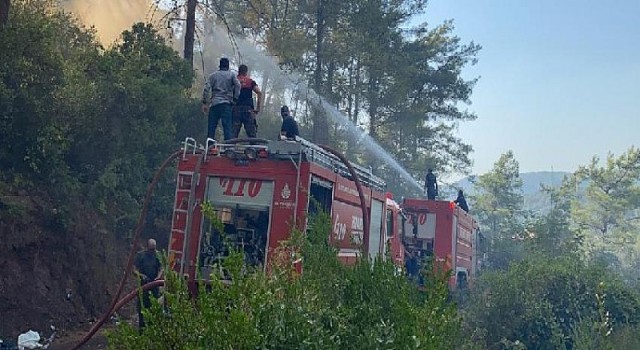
[108,213,461,349]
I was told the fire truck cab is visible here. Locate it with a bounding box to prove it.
[167,138,402,281]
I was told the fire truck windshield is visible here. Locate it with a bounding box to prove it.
[198,176,274,279]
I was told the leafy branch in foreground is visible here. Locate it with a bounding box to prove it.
[108,212,460,349]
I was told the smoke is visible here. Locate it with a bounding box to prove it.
[60,0,154,44]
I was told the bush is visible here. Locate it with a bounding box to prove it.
[108,213,461,349]
[463,254,640,350]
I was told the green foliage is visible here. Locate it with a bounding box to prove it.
[522,195,581,260]
[533,147,640,283]
[471,151,525,269]
[0,197,28,221]
[462,149,640,349]
[472,151,524,235]
[570,283,627,350]
[108,213,461,349]
[464,255,640,350]
[1,0,195,236]
[569,147,640,266]
[73,22,194,231]
[606,324,640,349]
[0,0,90,183]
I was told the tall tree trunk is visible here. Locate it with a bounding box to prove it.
[184,0,197,70]
[347,58,360,153]
[283,0,289,22]
[354,94,361,127]
[312,0,329,144]
[367,77,379,140]
[326,59,335,98]
[0,0,9,27]
[367,74,381,171]
[347,71,353,120]
[347,60,354,122]
[354,58,361,125]
[313,0,324,94]
[326,57,337,143]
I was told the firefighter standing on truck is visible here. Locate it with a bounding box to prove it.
[202,57,240,141]
[424,168,438,200]
[454,189,469,212]
[233,64,263,138]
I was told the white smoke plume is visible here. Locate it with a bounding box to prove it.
[60,0,156,44]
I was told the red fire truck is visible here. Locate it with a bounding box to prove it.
[401,199,479,288]
[167,137,477,288]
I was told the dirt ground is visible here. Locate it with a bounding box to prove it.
[50,327,111,350]
[0,193,139,348]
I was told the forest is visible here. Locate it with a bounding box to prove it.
[1,1,639,349]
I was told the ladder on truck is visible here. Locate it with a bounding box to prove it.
[168,138,204,277]
[167,170,196,276]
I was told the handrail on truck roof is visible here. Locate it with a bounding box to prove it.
[181,137,386,193]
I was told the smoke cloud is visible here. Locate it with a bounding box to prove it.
[60,0,154,44]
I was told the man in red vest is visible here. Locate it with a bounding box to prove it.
[232,64,263,138]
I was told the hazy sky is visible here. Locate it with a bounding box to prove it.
[419,0,640,175]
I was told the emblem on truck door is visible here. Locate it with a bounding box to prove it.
[281,183,291,200]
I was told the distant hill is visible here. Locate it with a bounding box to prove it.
[450,171,571,213]
[453,171,570,196]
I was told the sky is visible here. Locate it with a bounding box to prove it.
[419,0,640,175]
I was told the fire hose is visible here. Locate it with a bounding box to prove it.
[70,150,183,350]
[318,144,370,241]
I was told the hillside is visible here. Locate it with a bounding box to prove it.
[0,192,131,338]
[454,171,570,196]
[0,5,190,341]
